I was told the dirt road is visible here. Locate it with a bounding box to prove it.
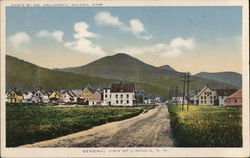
[21,104,173,147]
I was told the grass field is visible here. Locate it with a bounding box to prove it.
[6,104,155,147]
[168,104,242,147]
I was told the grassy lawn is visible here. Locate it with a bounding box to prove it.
[6,104,155,147]
[168,104,242,147]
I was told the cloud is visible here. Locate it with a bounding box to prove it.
[95,11,152,40]
[129,19,152,40]
[114,37,195,57]
[95,11,123,26]
[36,30,64,42]
[64,21,106,56]
[9,32,30,48]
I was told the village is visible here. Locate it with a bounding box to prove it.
[171,85,242,106]
[5,82,161,106]
[6,82,242,107]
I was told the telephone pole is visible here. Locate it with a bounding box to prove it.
[175,86,178,105]
[181,73,186,110]
[186,72,191,111]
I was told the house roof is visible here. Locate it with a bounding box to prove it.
[227,89,242,99]
[67,90,76,97]
[10,89,23,96]
[71,89,83,95]
[216,88,238,96]
[83,87,96,93]
[111,83,135,92]
[197,86,216,96]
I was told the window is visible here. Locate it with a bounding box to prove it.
[127,100,129,104]
[127,94,129,98]
[235,99,237,103]
[210,96,212,99]
[120,94,123,99]
[221,96,224,99]
[204,96,206,99]
[105,94,107,98]
[210,101,212,104]
[116,94,118,99]
[110,95,111,98]
[121,100,123,104]
[201,101,203,104]
[214,96,216,99]
[201,96,203,99]
[204,92,206,95]
[205,101,207,103]
[116,100,119,104]
[210,92,212,95]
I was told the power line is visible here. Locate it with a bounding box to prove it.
[186,72,191,111]
[181,73,186,111]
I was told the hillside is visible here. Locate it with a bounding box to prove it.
[6,55,116,90]
[61,53,235,93]
[6,55,172,98]
[195,72,242,88]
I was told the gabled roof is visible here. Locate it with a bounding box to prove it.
[111,83,135,92]
[34,89,49,96]
[227,89,242,99]
[67,90,76,97]
[71,89,83,95]
[216,88,238,96]
[9,89,23,96]
[83,87,96,93]
[197,86,215,96]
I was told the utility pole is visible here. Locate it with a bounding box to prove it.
[171,85,174,104]
[175,86,178,105]
[186,72,191,111]
[181,73,186,111]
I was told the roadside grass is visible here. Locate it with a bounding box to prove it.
[6,104,155,147]
[168,104,242,147]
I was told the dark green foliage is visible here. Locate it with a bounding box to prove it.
[6,104,155,147]
[168,104,242,147]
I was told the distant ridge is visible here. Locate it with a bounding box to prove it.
[195,71,242,88]
[158,65,176,71]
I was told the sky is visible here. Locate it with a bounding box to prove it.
[6,6,242,74]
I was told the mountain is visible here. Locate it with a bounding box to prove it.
[6,55,173,98]
[6,55,116,91]
[195,72,242,88]
[60,53,235,95]
[158,65,176,71]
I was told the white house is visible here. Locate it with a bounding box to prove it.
[31,89,49,103]
[101,88,111,106]
[22,91,33,103]
[197,86,217,105]
[110,83,135,106]
[172,96,187,104]
[60,90,77,103]
[216,88,238,106]
[144,95,154,105]
[154,96,161,103]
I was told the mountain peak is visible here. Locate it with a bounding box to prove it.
[159,65,176,71]
[112,53,133,58]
